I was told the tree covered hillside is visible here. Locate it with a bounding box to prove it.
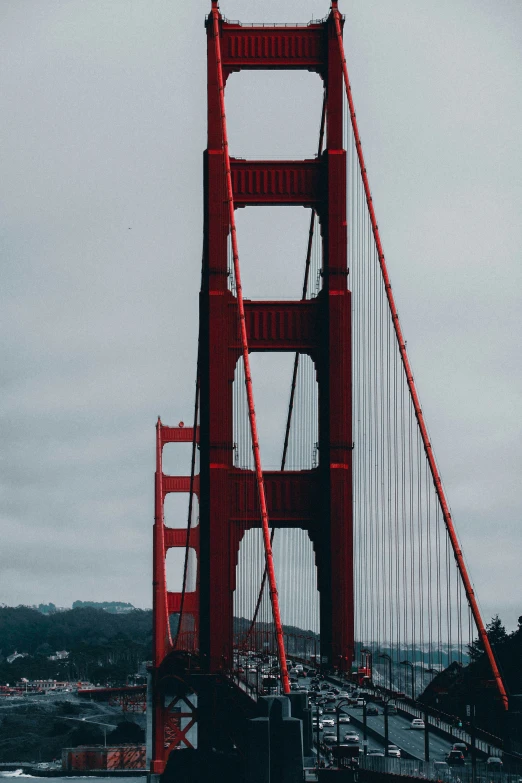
[0,605,152,685]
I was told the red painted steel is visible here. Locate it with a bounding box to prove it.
[220,23,326,75]
[332,1,508,710]
[211,1,291,696]
[199,3,353,678]
[161,425,199,443]
[230,158,323,207]
[151,419,200,773]
[242,300,319,353]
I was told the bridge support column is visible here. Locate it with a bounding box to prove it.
[288,692,313,756]
[246,718,271,783]
[247,696,304,783]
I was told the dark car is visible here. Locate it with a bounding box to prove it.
[446,750,465,766]
[452,743,468,757]
[366,706,379,716]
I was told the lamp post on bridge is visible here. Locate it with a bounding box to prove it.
[401,660,430,762]
[381,694,393,757]
[335,698,351,770]
[379,653,393,693]
[400,659,416,701]
[361,647,373,687]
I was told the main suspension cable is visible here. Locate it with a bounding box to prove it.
[332,0,508,709]
[211,1,290,695]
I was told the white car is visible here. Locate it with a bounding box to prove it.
[322,717,335,728]
[387,745,401,758]
[312,720,323,731]
[344,732,360,743]
[411,718,425,730]
[338,715,351,724]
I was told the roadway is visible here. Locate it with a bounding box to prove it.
[238,662,465,763]
[342,703,455,761]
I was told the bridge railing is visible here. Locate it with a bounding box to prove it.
[360,755,522,782]
[397,699,503,757]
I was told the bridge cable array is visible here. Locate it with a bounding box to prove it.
[332,2,508,708]
[237,94,327,657]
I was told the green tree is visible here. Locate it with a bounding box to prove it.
[468,614,508,661]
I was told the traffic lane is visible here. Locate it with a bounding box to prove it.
[311,719,389,753]
[344,706,455,761]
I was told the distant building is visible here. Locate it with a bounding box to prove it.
[6,651,27,664]
[62,745,146,771]
[48,649,69,660]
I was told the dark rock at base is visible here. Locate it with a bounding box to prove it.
[161,748,244,783]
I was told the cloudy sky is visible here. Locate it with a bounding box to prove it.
[1,1,520,631]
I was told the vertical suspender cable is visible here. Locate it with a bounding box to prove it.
[211,2,290,695]
[242,94,326,650]
[332,1,508,710]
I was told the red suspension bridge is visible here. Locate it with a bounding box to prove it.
[148,3,512,781]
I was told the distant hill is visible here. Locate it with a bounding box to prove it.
[72,600,137,614]
[0,605,152,686]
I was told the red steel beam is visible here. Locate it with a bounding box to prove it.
[220,22,326,75]
[164,526,199,550]
[230,158,322,208]
[242,300,319,353]
[160,425,199,444]
[332,1,508,710]
[211,1,290,695]
[167,592,198,615]
[162,475,200,495]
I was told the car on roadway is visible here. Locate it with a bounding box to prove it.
[356,697,366,707]
[367,750,385,757]
[452,742,468,757]
[366,705,379,716]
[486,757,503,767]
[343,731,360,743]
[446,750,465,766]
[410,718,425,730]
[387,745,401,758]
[339,691,351,699]
[322,717,335,728]
[338,715,351,724]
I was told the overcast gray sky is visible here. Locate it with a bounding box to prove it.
[1,1,520,631]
